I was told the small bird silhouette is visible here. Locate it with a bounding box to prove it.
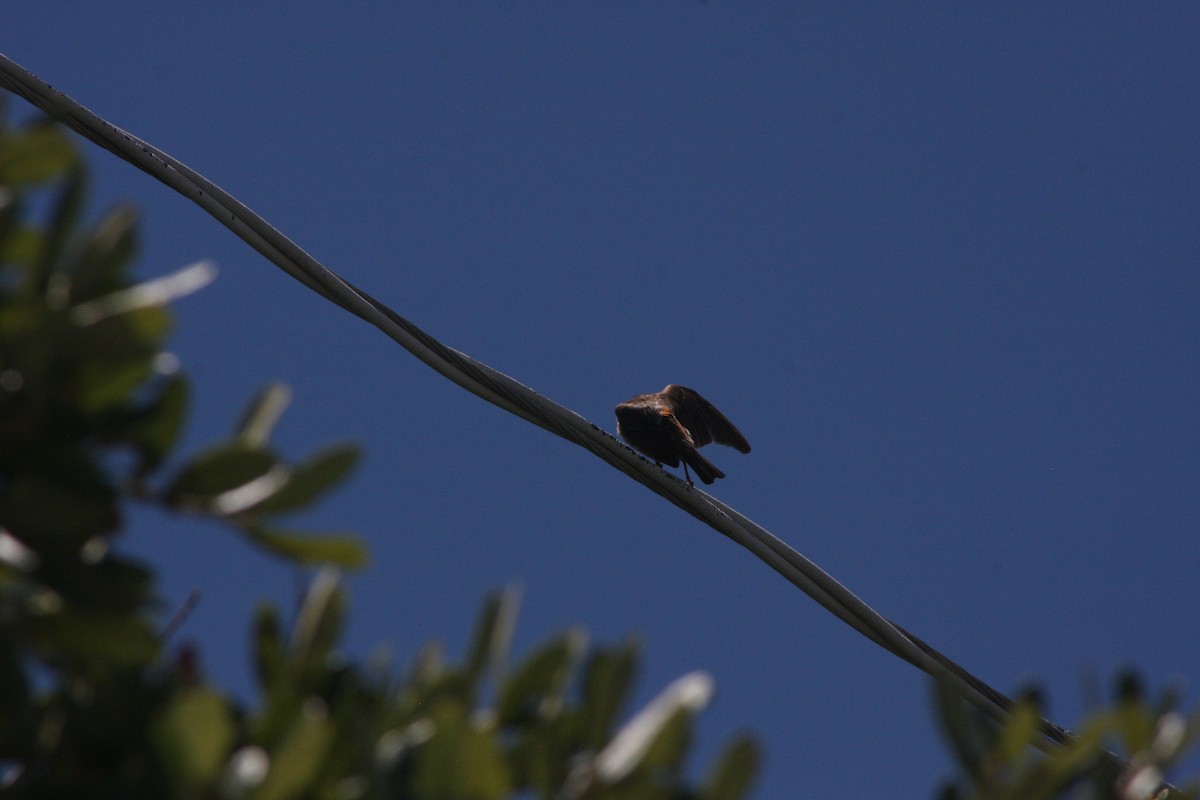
[614,384,751,485]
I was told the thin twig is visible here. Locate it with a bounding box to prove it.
[160,588,202,642]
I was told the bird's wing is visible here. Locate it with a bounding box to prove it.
[662,385,751,452]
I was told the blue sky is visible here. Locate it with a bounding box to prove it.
[7,6,1199,796]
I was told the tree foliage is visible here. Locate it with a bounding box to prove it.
[934,675,1198,800]
[0,112,760,799]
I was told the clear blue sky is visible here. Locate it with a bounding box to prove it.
[7,6,1199,796]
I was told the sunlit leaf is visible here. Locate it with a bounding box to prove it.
[235,382,292,447]
[163,443,277,508]
[70,260,215,326]
[464,585,521,694]
[636,707,692,774]
[290,569,346,685]
[594,672,713,783]
[251,443,361,516]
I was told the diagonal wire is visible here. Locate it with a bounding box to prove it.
[0,52,1137,774]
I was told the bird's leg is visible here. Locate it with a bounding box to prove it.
[682,463,694,486]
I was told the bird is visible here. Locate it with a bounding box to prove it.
[614,384,751,485]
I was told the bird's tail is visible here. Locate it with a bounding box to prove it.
[684,450,725,485]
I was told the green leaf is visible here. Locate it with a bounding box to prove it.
[252,443,361,516]
[254,603,286,692]
[162,442,278,509]
[115,374,189,475]
[0,184,21,257]
[0,224,44,270]
[463,585,521,694]
[407,641,447,686]
[290,570,346,685]
[25,608,158,669]
[701,735,761,800]
[1114,672,1156,754]
[506,715,575,798]
[497,630,584,725]
[76,357,155,413]
[931,678,995,783]
[0,470,118,545]
[69,203,138,303]
[256,699,334,800]
[235,382,292,447]
[594,672,712,783]
[0,125,77,186]
[69,304,171,359]
[242,525,369,570]
[411,706,511,800]
[1009,716,1111,800]
[39,551,155,613]
[465,590,503,687]
[69,260,216,327]
[636,707,693,774]
[153,687,236,788]
[37,163,88,282]
[0,640,32,752]
[250,583,348,750]
[579,639,640,749]
[994,697,1041,764]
